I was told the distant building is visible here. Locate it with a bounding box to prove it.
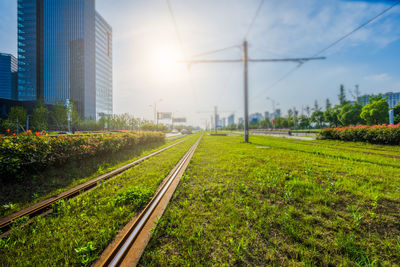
[95,11,113,119]
[264,111,270,120]
[17,0,112,119]
[275,109,281,118]
[358,92,400,108]
[0,53,17,100]
[238,117,244,125]
[227,114,234,126]
[249,112,263,122]
[221,118,226,127]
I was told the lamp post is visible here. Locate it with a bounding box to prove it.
[149,99,163,125]
[26,115,32,132]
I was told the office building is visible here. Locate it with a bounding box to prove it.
[17,0,112,119]
[249,112,263,122]
[95,11,113,119]
[227,114,234,126]
[275,109,281,118]
[0,53,18,100]
[358,92,400,108]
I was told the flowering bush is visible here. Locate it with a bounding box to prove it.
[0,131,165,181]
[319,124,400,145]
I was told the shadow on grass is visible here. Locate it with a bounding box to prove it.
[0,141,165,217]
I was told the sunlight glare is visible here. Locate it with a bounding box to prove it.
[151,45,184,82]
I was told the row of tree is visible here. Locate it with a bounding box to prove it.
[223,85,398,130]
[0,100,193,133]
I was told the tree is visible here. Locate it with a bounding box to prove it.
[298,115,310,129]
[313,100,320,111]
[7,106,27,132]
[338,84,347,106]
[324,105,341,127]
[67,100,81,131]
[305,105,311,117]
[338,103,363,126]
[32,101,49,131]
[360,95,389,125]
[52,100,68,130]
[393,103,400,124]
[311,110,324,128]
[325,98,331,111]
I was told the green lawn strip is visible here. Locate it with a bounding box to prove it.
[292,138,400,158]
[0,134,199,266]
[0,136,189,218]
[254,136,400,168]
[140,135,400,266]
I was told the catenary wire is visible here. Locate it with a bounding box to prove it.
[251,0,400,102]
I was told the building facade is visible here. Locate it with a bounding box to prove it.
[358,92,400,109]
[249,112,263,122]
[95,12,113,119]
[17,0,111,119]
[0,53,18,100]
[227,114,234,126]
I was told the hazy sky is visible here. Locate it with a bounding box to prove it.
[1,0,400,127]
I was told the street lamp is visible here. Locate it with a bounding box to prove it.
[26,115,32,132]
[266,97,280,119]
[149,99,163,125]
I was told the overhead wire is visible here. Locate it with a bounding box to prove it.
[244,0,265,39]
[251,0,400,102]
[166,0,187,59]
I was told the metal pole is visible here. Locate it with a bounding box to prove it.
[26,116,29,132]
[214,106,218,133]
[243,40,249,143]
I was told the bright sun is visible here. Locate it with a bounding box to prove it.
[150,45,184,82]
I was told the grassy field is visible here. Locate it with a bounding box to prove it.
[0,134,199,266]
[140,135,400,266]
[0,136,188,218]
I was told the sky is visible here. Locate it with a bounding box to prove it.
[1,0,400,127]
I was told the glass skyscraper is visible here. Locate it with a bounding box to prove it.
[95,12,113,119]
[0,53,18,100]
[17,0,112,119]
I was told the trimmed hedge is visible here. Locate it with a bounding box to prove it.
[0,131,165,180]
[319,124,400,145]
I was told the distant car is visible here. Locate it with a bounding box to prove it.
[180,129,192,134]
[171,129,179,134]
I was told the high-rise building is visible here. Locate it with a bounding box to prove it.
[249,112,263,122]
[17,0,111,119]
[358,92,400,108]
[0,53,18,100]
[227,114,234,126]
[274,109,281,118]
[95,11,113,119]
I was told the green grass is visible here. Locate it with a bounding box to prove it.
[0,134,200,266]
[140,135,400,266]
[0,137,190,218]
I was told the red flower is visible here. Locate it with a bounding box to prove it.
[6,129,10,133]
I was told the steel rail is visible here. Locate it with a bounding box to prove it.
[100,135,202,267]
[0,136,192,232]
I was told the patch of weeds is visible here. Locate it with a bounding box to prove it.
[336,233,371,265]
[114,186,153,210]
[74,241,97,266]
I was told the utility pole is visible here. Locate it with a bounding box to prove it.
[243,41,249,142]
[180,40,325,143]
[214,106,218,133]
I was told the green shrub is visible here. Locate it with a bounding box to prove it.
[0,131,165,181]
[319,124,400,145]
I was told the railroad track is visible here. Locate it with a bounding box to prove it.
[0,136,191,235]
[95,135,202,267]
